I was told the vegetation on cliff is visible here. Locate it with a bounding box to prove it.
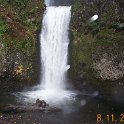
[70,0,124,101]
[71,0,124,82]
[0,0,44,83]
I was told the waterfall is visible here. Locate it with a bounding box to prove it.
[18,3,76,105]
[40,6,71,91]
[36,6,74,104]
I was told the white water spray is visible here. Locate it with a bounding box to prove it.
[18,6,76,105]
[40,7,71,91]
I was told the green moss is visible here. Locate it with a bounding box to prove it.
[96,29,124,45]
[0,18,8,37]
[70,32,93,76]
[71,8,124,78]
[2,38,34,56]
[71,28,124,76]
[0,0,44,54]
[0,0,28,7]
[70,0,124,79]
[0,0,44,81]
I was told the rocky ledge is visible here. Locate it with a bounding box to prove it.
[1,99,61,114]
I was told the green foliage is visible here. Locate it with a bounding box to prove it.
[0,0,27,6]
[0,0,7,4]
[96,29,124,45]
[70,32,93,75]
[13,0,27,6]
[0,0,44,81]
[1,0,43,31]
[88,21,101,31]
[0,18,8,37]
[3,38,34,55]
[73,42,92,65]
[0,0,44,54]
[112,23,124,29]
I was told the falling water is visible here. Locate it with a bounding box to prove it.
[40,7,71,91]
[38,6,74,103]
[17,3,76,105]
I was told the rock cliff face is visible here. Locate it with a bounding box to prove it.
[70,0,124,104]
[48,0,72,6]
[0,0,44,87]
[70,0,124,82]
[92,45,124,81]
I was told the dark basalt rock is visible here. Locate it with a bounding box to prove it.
[48,0,72,6]
[1,99,61,114]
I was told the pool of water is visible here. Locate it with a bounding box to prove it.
[0,89,124,124]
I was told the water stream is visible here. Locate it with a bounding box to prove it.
[16,1,76,105]
[39,6,72,96]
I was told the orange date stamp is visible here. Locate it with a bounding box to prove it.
[97,114,124,123]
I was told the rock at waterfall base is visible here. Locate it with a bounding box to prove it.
[1,99,61,114]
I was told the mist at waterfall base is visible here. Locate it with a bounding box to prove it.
[16,6,77,106]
